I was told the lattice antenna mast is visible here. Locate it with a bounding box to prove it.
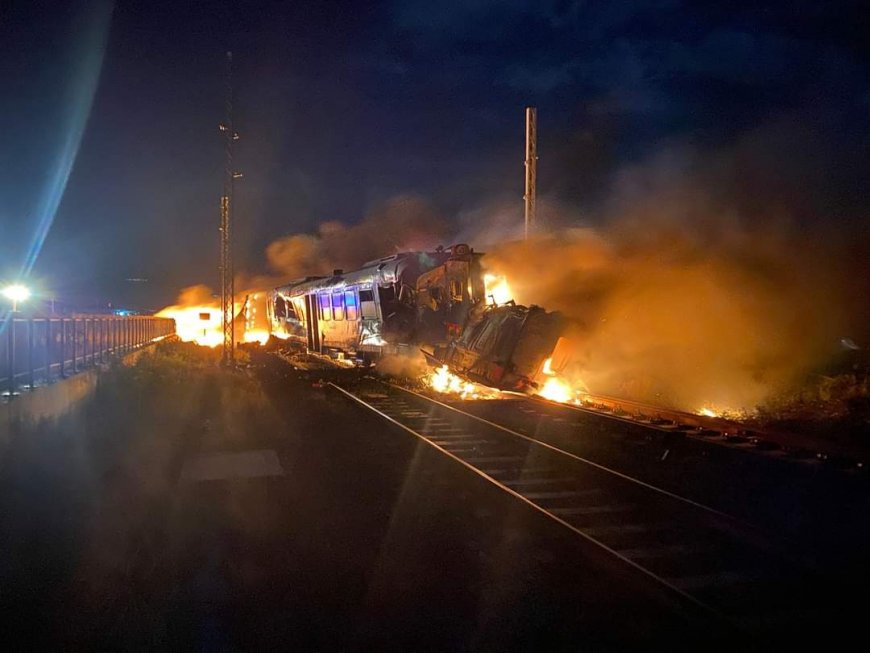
[219,51,241,365]
[524,106,537,240]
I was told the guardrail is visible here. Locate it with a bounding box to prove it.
[1,316,176,398]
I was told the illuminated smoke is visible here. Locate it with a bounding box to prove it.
[162,121,867,414]
[482,195,864,413]
[264,195,448,280]
[375,352,429,379]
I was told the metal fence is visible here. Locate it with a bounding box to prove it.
[1,316,176,397]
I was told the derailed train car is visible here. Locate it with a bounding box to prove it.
[267,242,568,393]
[423,303,566,393]
[267,244,485,357]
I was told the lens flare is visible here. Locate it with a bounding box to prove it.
[2,285,31,302]
[20,2,113,278]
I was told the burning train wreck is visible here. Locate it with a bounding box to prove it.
[266,243,571,394]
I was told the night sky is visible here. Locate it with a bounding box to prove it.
[1,1,867,310]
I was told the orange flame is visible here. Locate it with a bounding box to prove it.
[534,356,586,404]
[423,365,501,400]
[698,407,717,417]
[538,376,576,403]
[243,329,270,345]
[156,305,223,347]
[484,273,512,306]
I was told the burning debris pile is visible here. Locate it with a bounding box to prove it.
[418,272,587,404]
[423,365,503,400]
[157,284,271,348]
[156,285,222,347]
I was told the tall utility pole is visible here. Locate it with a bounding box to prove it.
[219,51,241,366]
[524,106,537,240]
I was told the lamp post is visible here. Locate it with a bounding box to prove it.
[2,284,31,312]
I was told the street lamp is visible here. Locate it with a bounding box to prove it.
[2,284,31,312]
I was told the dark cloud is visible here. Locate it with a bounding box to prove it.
[0,0,866,310]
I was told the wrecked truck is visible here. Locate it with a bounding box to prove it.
[422,302,567,393]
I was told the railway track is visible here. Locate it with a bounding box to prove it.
[533,393,866,471]
[331,379,843,634]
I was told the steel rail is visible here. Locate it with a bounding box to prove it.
[389,382,748,525]
[389,382,821,574]
[330,381,728,622]
[538,392,864,465]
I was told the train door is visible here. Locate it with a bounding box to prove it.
[305,294,320,352]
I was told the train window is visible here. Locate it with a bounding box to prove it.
[274,296,287,319]
[319,293,331,320]
[377,284,396,303]
[359,289,377,319]
[493,315,523,359]
[345,290,358,320]
[332,292,344,321]
[472,321,499,354]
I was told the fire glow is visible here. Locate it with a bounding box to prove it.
[157,305,223,347]
[538,376,576,403]
[424,365,501,400]
[243,329,270,345]
[535,356,585,404]
[242,293,270,344]
[484,274,512,306]
[698,407,719,418]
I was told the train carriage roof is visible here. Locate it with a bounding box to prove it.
[273,250,454,298]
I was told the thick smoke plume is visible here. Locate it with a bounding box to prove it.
[166,284,217,308]
[159,196,451,337]
[162,125,867,416]
[483,157,867,412]
[264,195,448,280]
